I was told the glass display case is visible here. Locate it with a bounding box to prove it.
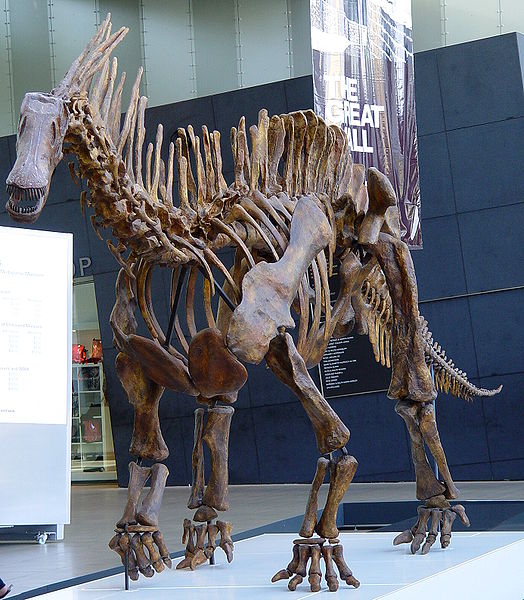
[72,277,116,482]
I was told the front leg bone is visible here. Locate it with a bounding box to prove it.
[421,509,441,555]
[395,400,446,500]
[187,408,205,509]
[177,519,196,570]
[316,455,358,539]
[118,533,139,581]
[202,406,234,511]
[410,506,432,554]
[419,402,460,499]
[206,523,219,559]
[227,194,331,364]
[117,462,151,527]
[441,508,457,548]
[136,463,169,527]
[115,352,169,461]
[296,544,311,577]
[299,457,329,538]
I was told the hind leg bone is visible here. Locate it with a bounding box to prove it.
[394,399,470,553]
[267,332,359,591]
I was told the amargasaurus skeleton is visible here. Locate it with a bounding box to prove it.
[6,16,501,592]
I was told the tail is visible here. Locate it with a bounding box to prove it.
[420,317,503,401]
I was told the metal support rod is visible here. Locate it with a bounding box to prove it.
[208,519,215,565]
[429,365,439,482]
[164,266,188,349]
[124,524,130,590]
[197,266,236,312]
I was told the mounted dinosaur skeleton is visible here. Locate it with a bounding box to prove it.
[7,16,501,592]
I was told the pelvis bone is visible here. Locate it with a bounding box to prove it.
[227,195,331,364]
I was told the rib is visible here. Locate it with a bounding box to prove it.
[185,266,198,338]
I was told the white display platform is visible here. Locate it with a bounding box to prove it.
[32,531,524,599]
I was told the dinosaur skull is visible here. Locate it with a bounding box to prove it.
[6,92,68,223]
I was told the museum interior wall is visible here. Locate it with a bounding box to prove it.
[0,30,522,487]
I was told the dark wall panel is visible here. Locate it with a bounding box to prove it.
[458,203,524,293]
[411,214,467,301]
[413,51,445,136]
[416,132,455,219]
[447,117,524,213]
[482,373,524,471]
[419,297,479,380]
[437,33,524,130]
[469,289,524,377]
[330,394,413,482]
[414,32,524,483]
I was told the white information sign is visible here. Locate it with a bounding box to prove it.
[0,226,72,526]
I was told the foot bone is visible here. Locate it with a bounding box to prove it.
[393,504,470,554]
[177,518,234,569]
[109,527,172,580]
[271,540,360,592]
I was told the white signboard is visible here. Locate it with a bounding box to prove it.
[0,226,72,525]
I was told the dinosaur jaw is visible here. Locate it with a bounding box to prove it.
[6,183,48,223]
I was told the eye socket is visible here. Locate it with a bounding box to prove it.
[51,121,58,144]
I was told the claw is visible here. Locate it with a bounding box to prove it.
[452,504,470,527]
[288,575,303,591]
[332,544,360,588]
[153,530,172,568]
[393,529,414,546]
[190,549,208,570]
[440,509,457,548]
[176,556,193,570]
[271,569,290,582]
[130,533,154,577]
[142,532,165,573]
[421,509,440,555]
[410,507,431,554]
[217,520,234,563]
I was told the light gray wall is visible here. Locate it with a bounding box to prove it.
[0,0,312,137]
[412,0,524,52]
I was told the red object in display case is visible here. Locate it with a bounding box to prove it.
[91,338,102,362]
[72,344,87,363]
[82,418,102,442]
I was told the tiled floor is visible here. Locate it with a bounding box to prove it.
[2,481,524,598]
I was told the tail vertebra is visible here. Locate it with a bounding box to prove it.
[420,317,502,401]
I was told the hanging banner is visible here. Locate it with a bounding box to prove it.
[311,0,421,247]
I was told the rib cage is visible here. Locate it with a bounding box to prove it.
[65,15,499,403]
[72,24,361,367]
